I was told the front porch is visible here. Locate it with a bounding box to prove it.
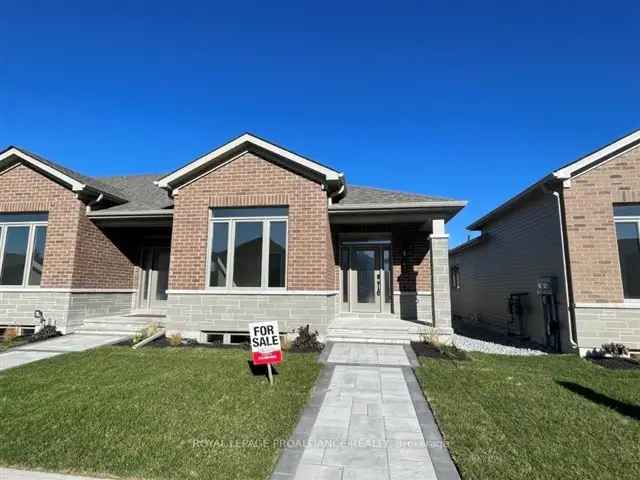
[328,202,460,343]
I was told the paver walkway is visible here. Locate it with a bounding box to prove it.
[327,342,411,366]
[0,333,128,372]
[273,343,460,480]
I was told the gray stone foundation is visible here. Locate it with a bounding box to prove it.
[0,290,135,334]
[165,292,338,339]
[394,292,433,323]
[575,304,640,354]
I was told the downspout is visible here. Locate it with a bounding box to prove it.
[552,189,578,348]
[86,193,104,213]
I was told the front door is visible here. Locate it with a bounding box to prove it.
[138,246,170,311]
[343,244,392,313]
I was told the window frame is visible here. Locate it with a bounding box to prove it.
[0,217,48,288]
[206,210,288,290]
[614,213,640,302]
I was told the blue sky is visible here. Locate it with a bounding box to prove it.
[1,1,638,246]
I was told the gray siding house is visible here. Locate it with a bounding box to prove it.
[451,129,640,355]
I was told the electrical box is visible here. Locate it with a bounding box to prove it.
[537,276,557,296]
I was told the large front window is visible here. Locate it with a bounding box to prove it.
[0,213,48,287]
[614,204,640,300]
[208,207,287,289]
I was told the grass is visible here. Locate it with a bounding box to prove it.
[415,353,640,480]
[0,346,322,480]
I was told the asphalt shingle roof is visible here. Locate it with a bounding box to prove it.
[9,146,129,201]
[95,174,173,211]
[336,185,455,206]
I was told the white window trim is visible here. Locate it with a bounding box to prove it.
[205,212,288,290]
[0,219,48,288]
[614,215,640,302]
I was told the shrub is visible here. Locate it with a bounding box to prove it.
[29,325,60,343]
[168,333,183,347]
[289,325,324,353]
[600,343,629,357]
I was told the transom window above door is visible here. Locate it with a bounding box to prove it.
[0,213,48,287]
[207,207,288,289]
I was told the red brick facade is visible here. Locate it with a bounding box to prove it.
[0,163,135,289]
[563,145,640,303]
[169,152,334,290]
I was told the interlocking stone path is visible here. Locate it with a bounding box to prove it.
[327,343,411,366]
[273,343,460,480]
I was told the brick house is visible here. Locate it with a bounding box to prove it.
[450,129,640,354]
[0,133,465,344]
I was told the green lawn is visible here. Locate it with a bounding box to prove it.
[416,353,640,480]
[0,346,321,480]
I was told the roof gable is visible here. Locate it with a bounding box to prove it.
[0,146,128,203]
[155,133,344,194]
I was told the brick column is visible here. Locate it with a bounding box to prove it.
[430,219,453,342]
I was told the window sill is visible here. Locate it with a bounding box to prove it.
[167,289,339,296]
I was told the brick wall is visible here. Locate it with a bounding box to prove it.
[0,162,135,289]
[169,152,333,290]
[563,145,640,303]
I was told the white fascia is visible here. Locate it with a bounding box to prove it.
[552,129,640,180]
[0,147,86,192]
[155,133,343,190]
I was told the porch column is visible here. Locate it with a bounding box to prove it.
[430,219,453,342]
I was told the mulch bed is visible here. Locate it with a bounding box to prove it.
[116,336,324,353]
[411,341,470,361]
[588,357,640,370]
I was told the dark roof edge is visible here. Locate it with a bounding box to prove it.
[466,128,640,231]
[329,200,467,212]
[467,175,555,230]
[450,233,489,256]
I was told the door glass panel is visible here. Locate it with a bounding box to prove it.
[210,222,229,287]
[616,222,640,299]
[352,249,376,304]
[28,226,47,286]
[268,221,286,287]
[341,247,349,304]
[0,226,29,285]
[233,222,263,287]
[154,248,170,301]
[383,248,391,304]
[141,248,152,304]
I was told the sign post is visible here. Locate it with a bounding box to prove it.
[249,321,282,385]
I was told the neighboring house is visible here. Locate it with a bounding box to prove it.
[450,129,640,355]
[0,133,465,344]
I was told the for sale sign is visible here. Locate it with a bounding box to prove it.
[249,321,282,365]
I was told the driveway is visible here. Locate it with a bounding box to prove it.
[0,334,128,372]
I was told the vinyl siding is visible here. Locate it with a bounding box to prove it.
[450,189,571,349]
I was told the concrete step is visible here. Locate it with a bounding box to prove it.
[326,328,421,344]
[337,312,398,319]
[75,315,164,335]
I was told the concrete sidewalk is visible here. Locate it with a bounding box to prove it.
[273,343,460,480]
[0,333,128,372]
[0,468,108,480]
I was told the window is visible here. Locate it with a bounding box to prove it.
[451,266,461,290]
[615,204,640,299]
[0,213,48,287]
[208,207,288,289]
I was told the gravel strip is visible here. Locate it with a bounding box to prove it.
[453,333,547,356]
